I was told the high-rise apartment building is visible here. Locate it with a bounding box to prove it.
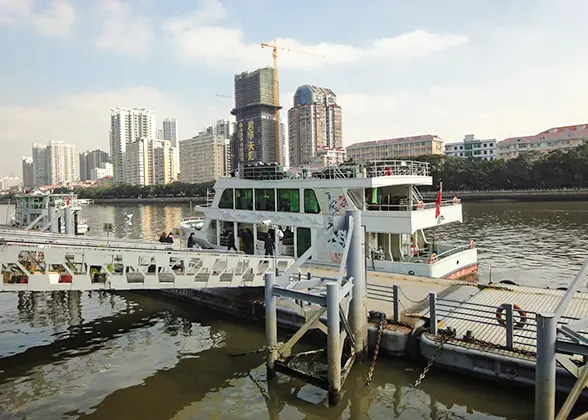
[213,119,234,139]
[151,140,178,185]
[0,177,22,191]
[347,135,444,162]
[162,118,178,147]
[79,149,110,181]
[123,138,177,186]
[31,144,49,187]
[288,85,343,166]
[22,157,34,189]
[31,141,77,186]
[110,108,156,183]
[180,130,229,184]
[231,67,284,168]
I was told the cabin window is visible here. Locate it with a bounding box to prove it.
[218,189,234,209]
[255,189,275,211]
[277,189,300,212]
[235,189,253,210]
[304,189,320,214]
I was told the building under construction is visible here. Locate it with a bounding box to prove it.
[231,67,285,168]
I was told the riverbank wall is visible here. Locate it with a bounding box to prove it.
[420,189,588,202]
[90,197,207,205]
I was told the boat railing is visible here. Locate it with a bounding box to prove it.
[362,199,460,212]
[238,160,430,181]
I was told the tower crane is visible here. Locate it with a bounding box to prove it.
[260,40,325,165]
[215,94,233,99]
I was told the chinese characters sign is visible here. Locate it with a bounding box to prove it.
[247,121,255,161]
[238,122,244,161]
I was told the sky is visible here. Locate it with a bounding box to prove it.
[1,0,587,177]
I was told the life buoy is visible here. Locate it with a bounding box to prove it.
[496,303,527,330]
[470,240,476,249]
[416,201,425,210]
[428,253,438,264]
[384,167,392,176]
[452,196,459,206]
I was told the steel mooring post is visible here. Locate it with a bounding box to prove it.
[346,209,368,357]
[535,313,556,420]
[48,206,58,233]
[265,272,278,380]
[64,207,74,235]
[327,282,342,406]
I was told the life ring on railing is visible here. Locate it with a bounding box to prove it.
[495,303,527,330]
[452,196,459,206]
[470,240,476,249]
[417,201,425,210]
[428,253,438,264]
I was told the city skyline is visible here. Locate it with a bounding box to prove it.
[1,0,588,175]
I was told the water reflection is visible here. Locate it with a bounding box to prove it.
[0,291,541,420]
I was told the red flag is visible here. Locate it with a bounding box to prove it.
[435,182,442,218]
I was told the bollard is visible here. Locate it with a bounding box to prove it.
[346,210,368,357]
[429,292,438,334]
[535,313,556,420]
[265,272,278,380]
[327,282,341,405]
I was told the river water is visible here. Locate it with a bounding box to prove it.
[0,201,587,419]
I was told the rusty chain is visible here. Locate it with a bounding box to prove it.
[365,311,387,387]
[229,342,284,357]
[413,328,455,388]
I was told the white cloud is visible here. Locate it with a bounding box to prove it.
[0,87,226,176]
[93,0,154,56]
[0,0,76,37]
[162,1,467,70]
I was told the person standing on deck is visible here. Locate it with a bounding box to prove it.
[158,232,167,243]
[166,232,174,243]
[227,230,237,251]
[187,233,195,248]
[264,232,275,256]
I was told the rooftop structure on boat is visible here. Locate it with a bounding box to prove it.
[177,159,478,280]
[5,191,89,235]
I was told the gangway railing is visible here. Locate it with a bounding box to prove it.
[0,232,296,292]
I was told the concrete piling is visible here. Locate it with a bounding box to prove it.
[347,210,368,357]
[327,281,341,405]
[264,272,278,380]
[535,313,556,420]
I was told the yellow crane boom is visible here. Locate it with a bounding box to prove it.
[261,40,325,165]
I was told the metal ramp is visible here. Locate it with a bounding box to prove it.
[0,229,295,292]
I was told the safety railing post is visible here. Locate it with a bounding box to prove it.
[505,303,514,350]
[393,285,400,323]
[264,272,278,380]
[535,313,556,420]
[429,292,438,334]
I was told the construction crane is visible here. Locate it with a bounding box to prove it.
[261,40,325,165]
[215,93,233,99]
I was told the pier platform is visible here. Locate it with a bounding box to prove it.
[161,262,588,398]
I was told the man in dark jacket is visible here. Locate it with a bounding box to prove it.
[187,233,195,248]
[166,232,174,243]
[227,230,237,251]
[264,232,274,256]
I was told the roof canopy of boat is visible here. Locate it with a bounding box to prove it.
[221,160,432,188]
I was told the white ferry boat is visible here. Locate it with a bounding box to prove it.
[176,160,478,279]
[6,191,89,235]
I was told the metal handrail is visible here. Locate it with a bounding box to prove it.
[364,199,460,212]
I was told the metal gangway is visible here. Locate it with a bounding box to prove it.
[0,229,296,292]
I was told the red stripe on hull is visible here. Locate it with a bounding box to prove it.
[445,264,479,280]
